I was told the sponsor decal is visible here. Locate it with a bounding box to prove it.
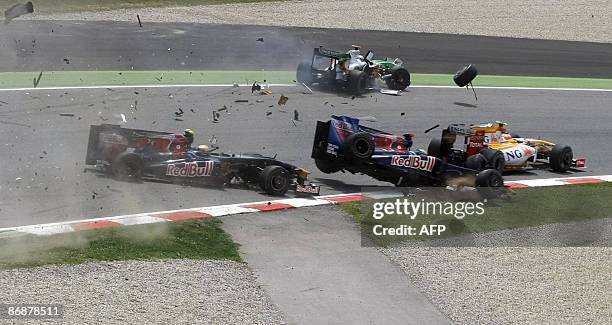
[99,132,127,145]
[166,161,214,177]
[390,155,436,172]
[326,143,339,155]
[331,119,353,132]
[296,184,321,195]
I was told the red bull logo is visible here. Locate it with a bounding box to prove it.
[390,155,436,172]
[166,161,214,177]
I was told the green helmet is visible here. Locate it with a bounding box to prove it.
[184,128,195,144]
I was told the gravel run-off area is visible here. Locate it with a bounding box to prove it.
[0,260,286,324]
[28,0,612,43]
[381,247,612,325]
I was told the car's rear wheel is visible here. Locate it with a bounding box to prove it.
[112,153,143,181]
[315,158,343,174]
[349,70,368,96]
[385,67,411,90]
[480,148,506,173]
[343,132,374,160]
[427,138,443,158]
[465,154,486,171]
[475,169,505,198]
[259,165,290,196]
[550,144,573,172]
[297,61,313,86]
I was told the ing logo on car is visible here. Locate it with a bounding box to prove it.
[166,161,214,177]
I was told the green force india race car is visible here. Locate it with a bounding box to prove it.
[297,46,411,95]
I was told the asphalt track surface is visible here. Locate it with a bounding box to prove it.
[2,20,612,77]
[1,84,611,227]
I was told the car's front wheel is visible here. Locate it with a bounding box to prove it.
[385,67,411,90]
[259,165,290,196]
[550,144,573,172]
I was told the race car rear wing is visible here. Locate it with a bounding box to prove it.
[85,124,173,165]
[314,46,341,59]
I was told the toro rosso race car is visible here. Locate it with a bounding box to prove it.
[297,46,411,95]
[427,122,586,173]
[311,116,505,195]
[85,124,320,196]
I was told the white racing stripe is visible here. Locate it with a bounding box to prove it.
[0,84,611,92]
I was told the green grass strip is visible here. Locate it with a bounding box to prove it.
[0,218,240,270]
[340,183,612,246]
[1,70,611,90]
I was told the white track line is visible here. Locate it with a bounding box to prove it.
[0,84,611,92]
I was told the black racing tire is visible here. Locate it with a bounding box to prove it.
[343,132,374,160]
[453,64,478,87]
[550,144,573,172]
[349,70,368,96]
[465,154,486,171]
[427,138,443,158]
[258,165,290,196]
[296,61,313,86]
[315,158,343,174]
[475,169,505,198]
[385,67,411,90]
[480,148,506,173]
[112,153,143,181]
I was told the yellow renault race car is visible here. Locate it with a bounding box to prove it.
[427,122,586,173]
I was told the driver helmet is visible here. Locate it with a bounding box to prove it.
[198,144,210,154]
[183,128,195,145]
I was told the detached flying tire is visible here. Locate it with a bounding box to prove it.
[385,67,411,90]
[259,165,290,196]
[315,158,343,174]
[343,132,374,160]
[549,144,573,172]
[349,70,368,96]
[112,153,143,181]
[475,169,505,198]
[453,64,478,87]
[296,61,313,86]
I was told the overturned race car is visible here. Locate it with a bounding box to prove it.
[85,124,320,196]
[427,122,586,173]
[297,46,411,96]
[311,116,505,197]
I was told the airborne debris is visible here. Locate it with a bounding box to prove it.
[235,99,248,103]
[380,89,402,96]
[251,82,261,93]
[137,14,142,27]
[212,111,220,122]
[174,108,184,116]
[256,37,264,42]
[293,110,299,121]
[278,95,288,105]
[299,82,313,94]
[4,1,33,23]
[59,113,74,117]
[63,58,70,64]
[217,105,228,112]
[266,111,272,116]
